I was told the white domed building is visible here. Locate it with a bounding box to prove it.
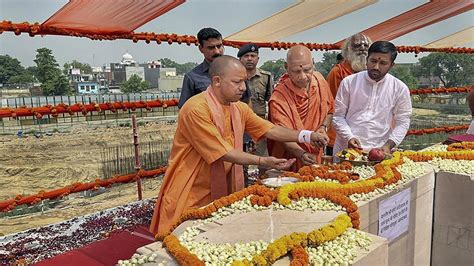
[120,52,136,66]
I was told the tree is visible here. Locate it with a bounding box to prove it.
[0,55,25,84]
[121,74,150,93]
[178,62,198,75]
[25,66,38,81]
[389,65,417,89]
[159,58,197,75]
[315,52,338,78]
[411,53,474,87]
[260,59,286,82]
[42,74,71,96]
[8,73,36,84]
[34,48,61,84]
[63,60,93,75]
[34,48,70,95]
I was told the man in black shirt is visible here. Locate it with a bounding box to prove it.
[178,28,251,108]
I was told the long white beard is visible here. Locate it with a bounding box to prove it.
[347,52,367,72]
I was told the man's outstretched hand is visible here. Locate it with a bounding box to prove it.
[260,157,296,170]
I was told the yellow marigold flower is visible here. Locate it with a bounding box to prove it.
[231,261,250,266]
[251,254,267,266]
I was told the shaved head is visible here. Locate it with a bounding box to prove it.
[285,45,314,89]
[209,55,245,79]
[209,55,247,104]
[287,45,313,64]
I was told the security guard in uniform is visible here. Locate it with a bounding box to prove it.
[238,43,274,119]
[238,43,274,178]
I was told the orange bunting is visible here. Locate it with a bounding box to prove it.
[1,21,473,54]
[410,86,473,95]
[406,125,469,136]
[0,167,167,212]
[0,98,179,119]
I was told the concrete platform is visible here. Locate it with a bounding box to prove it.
[136,166,435,265]
[432,171,474,266]
[357,164,435,266]
[137,209,387,265]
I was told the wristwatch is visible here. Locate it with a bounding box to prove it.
[321,124,328,132]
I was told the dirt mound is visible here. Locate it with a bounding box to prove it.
[0,122,176,199]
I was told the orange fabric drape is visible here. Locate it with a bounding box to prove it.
[336,0,474,45]
[268,73,334,170]
[326,60,354,147]
[42,0,185,34]
[204,86,245,199]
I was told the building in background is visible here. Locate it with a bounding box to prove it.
[102,52,185,93]
[66,65,109,94]
[75,81,100,94]
[158,67,183,92]
[140,61,161,88]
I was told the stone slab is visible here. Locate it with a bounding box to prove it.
[356,165,435,266]
[136,166,435,265]
[273,229,388,266]
[194,209,341,244]
[432,171,474,266]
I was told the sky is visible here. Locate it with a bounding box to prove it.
[0,0,473,68]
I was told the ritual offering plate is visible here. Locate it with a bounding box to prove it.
[336,148,392,166]
[261,177,299,188]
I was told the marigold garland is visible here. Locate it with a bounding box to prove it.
[290,245,309,266]
[162,234,204,266]
[159,148,474,264]
[231,214,352,266]
[447,142,474,151]
[0,167,167,212]
[406,125,469,136]
[156,185,261,240]
[410,86,473,95]
[0,98,179,119]
[288,188,360,229]
[2,21,474,54]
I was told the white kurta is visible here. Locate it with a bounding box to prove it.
[332,71,412,155]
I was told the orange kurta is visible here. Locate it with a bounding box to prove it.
[149,93,274,235]
[268,72,334,171]
[326,60,354,146]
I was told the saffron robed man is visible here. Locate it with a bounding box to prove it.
[269,45,334,171]
[150,56,329,235]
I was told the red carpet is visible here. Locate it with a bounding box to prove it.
[34,226,155,266]
[447,134,474,143]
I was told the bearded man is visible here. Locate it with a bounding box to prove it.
[326,33,371,155]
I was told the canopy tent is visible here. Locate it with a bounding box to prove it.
[0,0,472,53]
[334,0,474,45]
[42,0,185,34]
[225,0,377,42]
[425,27,474,48]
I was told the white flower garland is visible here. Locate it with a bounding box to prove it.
[307,230,372,265]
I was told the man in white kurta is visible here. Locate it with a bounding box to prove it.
[333,41,412,155]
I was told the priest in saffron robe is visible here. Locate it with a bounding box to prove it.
[326,33,371,155]
[268,45,334,171]
[150,56,328,236]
